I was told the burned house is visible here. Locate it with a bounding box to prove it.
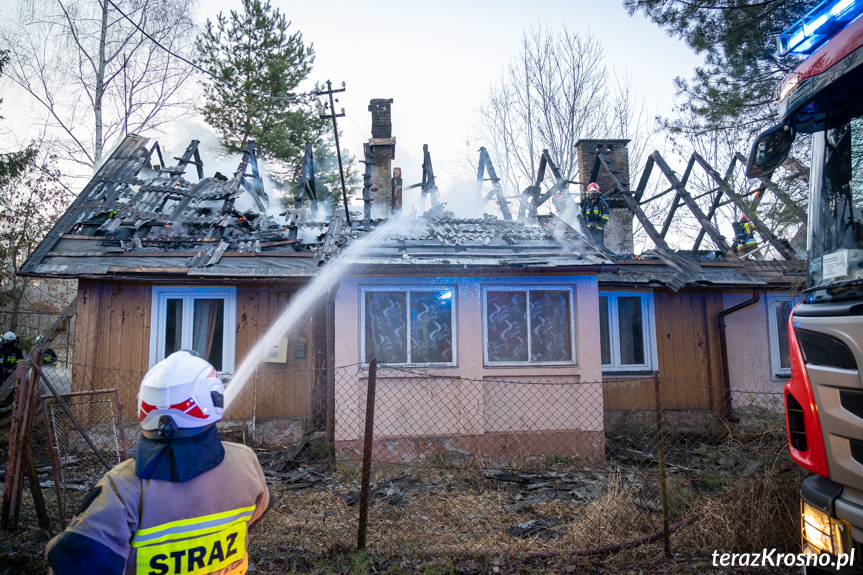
[18,98,802,459]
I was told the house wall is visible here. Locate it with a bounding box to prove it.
[723,292,783,394]
[72,279,317,425]
[332,275,604,459]
[603,289,725,412]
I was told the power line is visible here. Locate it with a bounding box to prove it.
[345,110,369,142]
[104,0,315,103]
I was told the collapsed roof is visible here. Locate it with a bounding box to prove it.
[20,135,613,281]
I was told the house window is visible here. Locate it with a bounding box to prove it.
[483,287,576,365]
[149,287,237,374]
[599,292,656,372]
[361,287,456,365]
[767,294,802,378]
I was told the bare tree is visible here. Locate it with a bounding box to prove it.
[473,26,654,196]
[0,147,76,336]
[1,0,197,170]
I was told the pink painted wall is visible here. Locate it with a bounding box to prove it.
[333,276,603,443]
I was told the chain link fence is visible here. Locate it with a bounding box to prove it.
[38,389,128,526]
[12,359,799,558]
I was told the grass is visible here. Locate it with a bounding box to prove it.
[1,408,805,574]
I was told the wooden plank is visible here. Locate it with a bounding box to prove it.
[295,313,313,419]
[680,294,701,408]
[72,282,96,393]
[118,284,145,411]
[2,367,29,527]
[22,445,51,531]
[232,287,259,420]
[689,294,712,408]
[312,296,328,428]
[704,294,726,412]
[657,294,683,409]
[128,284,149,375]
[663,293,680,408]
[282,291,299,419]
[259,288,282,419]
[94,283,112,393]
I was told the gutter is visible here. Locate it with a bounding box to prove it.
[718,290,760,418]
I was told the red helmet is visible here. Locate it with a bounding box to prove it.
[587,182,600,194]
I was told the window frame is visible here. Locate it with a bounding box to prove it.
[359,285,458,367]
[481,286,577,367]
[148,286,238,375]
[599,291,658,373]
[766,293,803,379]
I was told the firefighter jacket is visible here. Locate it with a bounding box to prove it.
[45,432,270,575]
[582,196,610,230]
[0,342,23,378]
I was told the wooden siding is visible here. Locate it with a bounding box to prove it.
[72,280,316,421]
[603,290,725,412]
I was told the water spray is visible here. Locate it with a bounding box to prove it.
[223,212,422,410]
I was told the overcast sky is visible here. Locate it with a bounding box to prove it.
[197,0,705,192]
[1,0,705,200]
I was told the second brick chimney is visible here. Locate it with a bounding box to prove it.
[575,139,634,254]
[365,99,397,218]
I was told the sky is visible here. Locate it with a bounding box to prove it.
[0,0,705,202]
[209,0,705,194]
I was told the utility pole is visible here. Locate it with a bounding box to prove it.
[316,81,351,225]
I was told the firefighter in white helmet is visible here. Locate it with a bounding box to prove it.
[0,331,23,382]
[45,350,270,574]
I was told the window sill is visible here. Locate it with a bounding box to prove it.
[602,370,656,378]
[483,363,579,368]
[360,363,458,371]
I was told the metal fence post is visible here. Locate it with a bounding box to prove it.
[653,370,671,557]
[357,358,377,550]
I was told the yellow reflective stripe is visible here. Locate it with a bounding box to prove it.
[132,516,252,548]
[136,519,247,575]
[132,506,255,547]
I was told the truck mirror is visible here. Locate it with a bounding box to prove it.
[746,123,796,178]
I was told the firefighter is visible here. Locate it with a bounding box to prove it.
[45,350,270,574]
[581,182,610,246]
[733,214,758,254]
[0,331,23,382]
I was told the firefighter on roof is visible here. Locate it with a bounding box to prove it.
[581,182,610,246]
[45,350,270,575]
[733,214,758,255]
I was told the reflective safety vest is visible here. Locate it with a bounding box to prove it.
[46,442,269,575]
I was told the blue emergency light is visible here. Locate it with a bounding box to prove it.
[778,0,863,56]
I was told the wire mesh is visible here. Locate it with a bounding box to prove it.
[36,386,127,527]
[327,365,790,554]
[25,360,792,556]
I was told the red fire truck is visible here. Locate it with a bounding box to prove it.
[746,0,863,570]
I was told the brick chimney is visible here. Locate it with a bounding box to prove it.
[575,139,634,254]
[365,99,397,218]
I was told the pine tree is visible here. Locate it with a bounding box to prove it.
[196,0,324,182]
[0,49,34,187]
[625,0,819,138]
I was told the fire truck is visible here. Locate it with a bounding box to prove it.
[746,0,863,570]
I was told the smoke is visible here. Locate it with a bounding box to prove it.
[400,177,516,220]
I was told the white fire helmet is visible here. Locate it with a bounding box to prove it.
[3,331,16,342]
[137,350,224,439]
